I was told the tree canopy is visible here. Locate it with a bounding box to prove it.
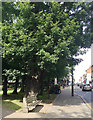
[2,2,92,96]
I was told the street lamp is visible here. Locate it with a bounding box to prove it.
[71,55,74,96]
[71,65,74,96]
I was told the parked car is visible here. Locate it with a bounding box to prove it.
[82,84,92,91]
[49,85,61,94]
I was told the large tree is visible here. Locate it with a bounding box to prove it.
[2,2,92,98]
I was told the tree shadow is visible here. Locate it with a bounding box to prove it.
[42,110,91,118]
[2,92,24,101]
[53,90,84,106]
[2,101,21,118]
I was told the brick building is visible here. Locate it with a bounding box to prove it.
[86,65,93,85]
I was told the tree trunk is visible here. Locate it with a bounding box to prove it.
[3,76,7,96]
[20,75,26,93]
[38,70,45,95]
[57,75,59,83]
[12,76,19,94]
[23,75,39,112]
[47,75,50,99]
[23,65,44,112]
[24,74,39,97]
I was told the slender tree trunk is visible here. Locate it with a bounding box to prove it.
[57,75,59,83]
[12,76,19,94]
[20,75,26,93]
[47,74,50,99]
[3,76,7,96]
[38,70,44,95]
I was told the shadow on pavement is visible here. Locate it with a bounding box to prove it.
[43,110,91,118]
[53,88,84,106]
[2,106,15,118]
[2,100,22,118]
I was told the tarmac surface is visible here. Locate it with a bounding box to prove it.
[1,86,92,119]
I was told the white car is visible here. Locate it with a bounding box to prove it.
[82,84,92,91]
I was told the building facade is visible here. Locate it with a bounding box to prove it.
[86,65,93,86]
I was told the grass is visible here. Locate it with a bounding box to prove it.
[0,85,2,92]
[2,88,23,110]
[3,99,23,110]
[0,88,21,95]
[2,88,57,111]
[0,85,2,89]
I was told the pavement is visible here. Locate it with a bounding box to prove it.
[1,86,92,119]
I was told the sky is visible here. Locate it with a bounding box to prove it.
[73,48,91,83]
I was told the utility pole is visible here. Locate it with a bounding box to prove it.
[71,66,74,96]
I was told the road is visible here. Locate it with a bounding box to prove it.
[74,85,93,108]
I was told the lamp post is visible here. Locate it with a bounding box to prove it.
[71,55,74,96]
[71,65,74,96]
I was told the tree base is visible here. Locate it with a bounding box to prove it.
[23,97,28,113]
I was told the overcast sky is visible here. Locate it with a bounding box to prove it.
[74,48,91,83]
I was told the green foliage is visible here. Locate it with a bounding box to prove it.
[2,2,92,95]
[2,69,21,83]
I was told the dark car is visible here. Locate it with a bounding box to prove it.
[82,84,92,91]
[49,84,61,94]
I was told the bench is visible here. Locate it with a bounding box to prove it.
[23,95,42,113]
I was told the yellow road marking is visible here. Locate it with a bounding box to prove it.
[75,93,93,112]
